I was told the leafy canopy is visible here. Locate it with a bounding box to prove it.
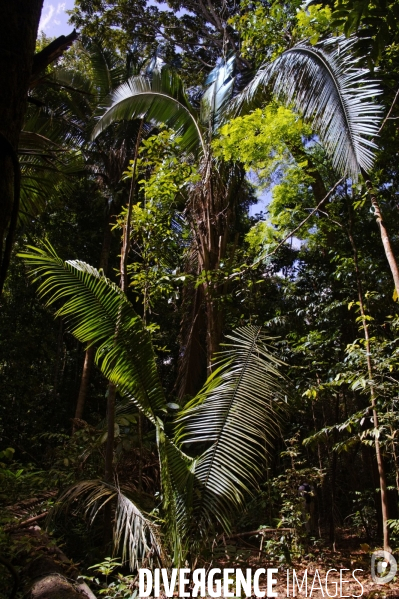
[214,104,312,181]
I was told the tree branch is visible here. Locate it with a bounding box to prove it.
[378,87,399,135]
[30,30,79,88]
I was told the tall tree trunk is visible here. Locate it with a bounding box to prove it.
[187,155,242,375]
[175,282,207,399]
[311,400,324,537]
[0,0,44,295]
[361,171,399,299]
[329,396,339,546]
[103,122,143,539]
[347,201,390,551]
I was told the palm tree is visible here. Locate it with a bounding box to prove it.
[91,60,249,393]
[233,35,397,292]
[20,242,286,568]
[232,34,391,551]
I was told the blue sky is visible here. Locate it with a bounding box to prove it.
[38,0,189,37]
[38,0,75,37]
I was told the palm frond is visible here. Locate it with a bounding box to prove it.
[157,428,195,566]
[233,36,383,179]
[28,74,90,147]
[86,41,127,101]
[92,68,205,155]
[22,245,289,562]
[51,480,163,570]
[20,243,167,420]
[18,134,84,224]
[200,55,235,129]
[176,326,286,531]
[115,490,164,569]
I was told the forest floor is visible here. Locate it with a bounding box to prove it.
[2,517,399,599]
[215,529,399,599]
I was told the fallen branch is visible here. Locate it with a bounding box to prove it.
[4,512,48,532]
[226,528,295,539]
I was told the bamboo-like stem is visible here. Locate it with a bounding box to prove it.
[347,200,390,552]
[103,121,144,541]
[121,119,144,292]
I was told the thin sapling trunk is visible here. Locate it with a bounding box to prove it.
[347,201,390,552]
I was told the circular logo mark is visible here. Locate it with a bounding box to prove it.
[371,550,397,584]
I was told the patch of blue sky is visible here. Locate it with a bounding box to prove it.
[38,0,75,37]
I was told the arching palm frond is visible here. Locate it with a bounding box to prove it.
[21,65,91,224]
[43,67,94,120]
[20,243,167,420]
[51,480,163,570]
[233,36,383,180]
[115,490,164,569]
[92,68,205,155]
[28,40,130,150]
[176,326,286,532]
[28,69,91,148]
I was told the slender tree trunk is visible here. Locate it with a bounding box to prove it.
[390,424,399,495]
[329,396,339,546]
[103,378,116,546]
[0,0,44,295]
[73,205,114,430]
[138,413,143,492]
[98,203,114,276]
[121,119,143,292]
[311,400,323,537]
[347,203,390,551]
[104,383,117,484]
[103,122,143,537]
[74,345,95,423]
[361,171,399,299]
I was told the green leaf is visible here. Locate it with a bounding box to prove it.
[19,242,167,420]
[92,68,205,155]
[176,326,287,532]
